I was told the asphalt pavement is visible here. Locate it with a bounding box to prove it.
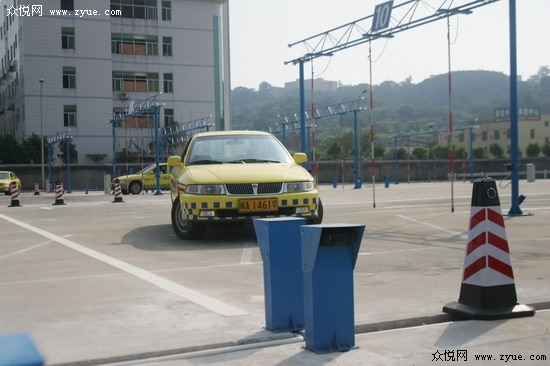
[0,178,549,365]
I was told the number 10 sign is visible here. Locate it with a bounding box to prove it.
[371,1,393,32]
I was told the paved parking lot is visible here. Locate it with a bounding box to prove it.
[1,179,549,365]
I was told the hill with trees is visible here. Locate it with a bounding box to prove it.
[231,68,550,160]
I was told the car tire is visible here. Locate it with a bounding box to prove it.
[129,181,142,195]
[308,198,323,225]
[171,197,206,240]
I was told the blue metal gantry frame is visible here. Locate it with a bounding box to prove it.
[109,94,163,195]
[47,130,73,193]
[271,96,368,188]
[284,0,524,214]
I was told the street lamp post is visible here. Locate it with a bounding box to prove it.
[39,79,45,191]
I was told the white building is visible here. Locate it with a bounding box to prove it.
[0,0,230,164]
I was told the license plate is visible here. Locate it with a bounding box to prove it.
[238,198,278,213]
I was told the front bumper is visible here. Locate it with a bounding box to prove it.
[179,191,320,222]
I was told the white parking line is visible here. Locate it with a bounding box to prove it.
[0,213,248,317]
[396,214,468,239]
[0,240,52,260]
[240,241,255,264]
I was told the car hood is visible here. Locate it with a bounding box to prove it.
[184,163,312,184]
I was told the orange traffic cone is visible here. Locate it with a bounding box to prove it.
[52,183,66,206]
[112,182,124,203]
[8,183,22,207]
[443,177,535,320]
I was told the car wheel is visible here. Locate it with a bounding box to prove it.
[129,181,142,195]
[171,197,206,240]
[308,198,324,225]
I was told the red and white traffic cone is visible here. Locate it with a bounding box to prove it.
[8,183,22,207]
[112,182,124,203]
[34,182,40,195]
[443,177,535,320]
[52,183,66,205]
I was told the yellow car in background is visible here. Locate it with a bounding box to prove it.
[112,163,171,194]
[0,171,21,195]
[167,130,323,240]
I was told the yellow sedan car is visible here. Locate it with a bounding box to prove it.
[0,171,22,195]
[112,163,171,194]
[167,130,323,240]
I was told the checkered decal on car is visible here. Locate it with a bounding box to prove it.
[182,197,318,221]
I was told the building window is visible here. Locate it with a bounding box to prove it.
[62,67,76,89]
[62,27,75,49]
[112,71,159,92]
[482,131,488,141]
[163,73,173,93]
[164,108,174,127]
[530,129,535,139]
[162,1,171,21]
[64,105,77,127]
[61,0,74,11]
[494,130,500,140]
[111,34,158,55]
[110,0,157,20]
[162,37,172,56]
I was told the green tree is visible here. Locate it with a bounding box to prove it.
[525,142,541,157]
[58,140,78,164]
[489,143,505,158]
[21,133,44,164]
[430,144,451,159]
[473,146,488,159]
[412,146,429,159]
[542,142,550,157]
[0,135,23,163]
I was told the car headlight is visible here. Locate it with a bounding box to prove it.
[186,184,226,194]
[284,181,314,193]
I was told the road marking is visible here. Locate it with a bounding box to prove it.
[0,240,52,260]
[0,214,248,317]
[396,214,468,239]
[240,241,255,264]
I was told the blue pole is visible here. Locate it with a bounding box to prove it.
[66,137,71,193]
[508,0,521,215]
[469,127,474,183]
[154,106,162,195]
[299,60,306,154]
[393,137,398,184]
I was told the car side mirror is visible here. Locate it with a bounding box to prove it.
[293,152,307,164]
[167,156,182,167]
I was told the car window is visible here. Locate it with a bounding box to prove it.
[187,135,293,164]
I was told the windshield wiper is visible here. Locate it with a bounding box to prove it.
[188,159,221,165]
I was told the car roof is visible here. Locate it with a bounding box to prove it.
[193,130,271,138]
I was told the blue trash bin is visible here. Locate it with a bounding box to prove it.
[0,333,45,366]
[253,217,306,332]
[301,223,366,353]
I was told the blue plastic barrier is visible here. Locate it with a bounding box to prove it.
[253,217,306,332]
[301,224,365,353]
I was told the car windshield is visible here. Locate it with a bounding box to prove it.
[186,135,293,165]
[136,164,166,174]
[0,173,9,179]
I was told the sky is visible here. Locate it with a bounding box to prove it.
[228,0,550,90]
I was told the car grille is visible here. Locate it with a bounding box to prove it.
[225,183,283,195]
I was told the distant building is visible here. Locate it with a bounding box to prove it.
[284,78,339,91]
[0,0,230,164]
[440,111,550,156]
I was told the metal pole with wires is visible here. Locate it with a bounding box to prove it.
[368,41,376,208]
[446,14,455,213]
